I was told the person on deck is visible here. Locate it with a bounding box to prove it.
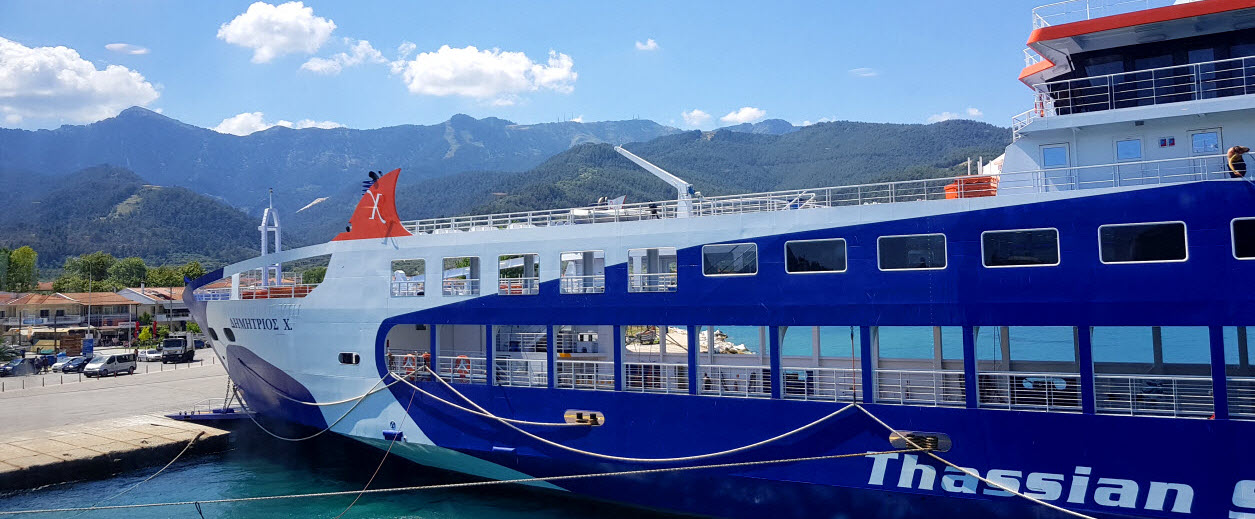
[1228,146,1249,178]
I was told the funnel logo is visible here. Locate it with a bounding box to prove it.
[367,192,386,224]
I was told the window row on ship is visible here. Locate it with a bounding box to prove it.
[388,219,1255,298]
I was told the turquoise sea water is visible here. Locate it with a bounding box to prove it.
[0,431,683,519]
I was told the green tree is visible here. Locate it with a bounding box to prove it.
[0,345,18,362]
[146,266,183,287]
[107,257,148,287]
[303,266,327,284]
[186,322,201,334]
[139,312,153,325]
[6,246,38,292]
[51,274,87,293]
[65,251,115,282]
[156,324,170,339]
[0,247,10,290]
[138,327,152,344]
[179,261,206,283]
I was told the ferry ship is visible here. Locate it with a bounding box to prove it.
[187,1,1255,517]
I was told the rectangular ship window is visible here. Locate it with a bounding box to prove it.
[785,239,847,273]
[498,253,539,295]
[1099,222,1188,264]
[702,243,758,276]
[560,250,605,294]
[1116,139,1142,162]
[390,259,425,297]
[1234,218,1255,259]
[628,247,677,292]
[982,229,1060,268]
[878,234,947,271]
[442,257,480,296]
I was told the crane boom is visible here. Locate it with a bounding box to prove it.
[614,145,694,217]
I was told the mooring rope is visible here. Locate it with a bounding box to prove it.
[238,360,406,406]
[411,366,857,463]
[853,405,1095,519]
[0,448,927,516]
[71,431,207,518]
[239,375,388,442]
[332,385,420,519]
[387,372,586,427]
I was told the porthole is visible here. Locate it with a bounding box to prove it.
[224,328,236,342]
[338,352,360,365]
[207,328,219,341]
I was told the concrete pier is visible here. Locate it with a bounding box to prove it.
[0,414,230,491]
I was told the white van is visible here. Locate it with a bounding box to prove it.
[83,353,137,377]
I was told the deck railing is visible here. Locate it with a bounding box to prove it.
[1094,374,1214,418]
[442,279,479,296]
[390,280,425,297]
[394,154,1240,240]
[698,366,771,399]
[978,371,1083,413]
[560,275,605,294]
[1232,377,1255,419]
[875,369,966,407]
[1031,0,1175,28]
[623,362,688,394]
[628,273,677,293]
[438,356,488,384]
[493,358,547,387]
[556,360,615,390]
[781,366,862,402]
[498,278,539,296]
[1026,56,1255,119]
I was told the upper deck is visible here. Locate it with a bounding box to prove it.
[1031,0,1179,29]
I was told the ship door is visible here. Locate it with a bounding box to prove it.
[1189,128,1223,180]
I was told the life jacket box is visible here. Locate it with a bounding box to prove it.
[944,175,999,199]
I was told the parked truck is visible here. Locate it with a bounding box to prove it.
[161,334,196,363]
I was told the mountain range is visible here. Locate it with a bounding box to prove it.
[0,108,1010,269]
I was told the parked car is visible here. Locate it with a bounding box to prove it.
[138,349,163,362]
[61,356,90,373]
[83,354,137,378]
[0,358,36,377]
[52,356,83,372]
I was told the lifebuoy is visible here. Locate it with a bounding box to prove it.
[454,355,472,379]
[401,354,418,380]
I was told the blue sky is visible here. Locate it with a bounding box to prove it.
[0,1,1045,132]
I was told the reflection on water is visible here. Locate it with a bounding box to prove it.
[0,429,684,519]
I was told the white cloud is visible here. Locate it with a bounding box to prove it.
[211,111,342,135]
[966,107,983,117]
[800,117,836,126]
[391,45,577,104]
[570,115,584,123]
[720,106,766,124]
[848,67,878,77]
[681,109,711,127]
[634,38,659,51]
[105,43,149,55]
[217,1,336,64]
[301,38,385,75]
[926,111,960,123]
[396,41,417,60]
[0,37,159,126]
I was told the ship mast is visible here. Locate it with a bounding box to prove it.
[258,188,282,287]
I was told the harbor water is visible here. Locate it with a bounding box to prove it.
[0,430,685,518]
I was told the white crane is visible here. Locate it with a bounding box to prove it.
[614,146,695,218]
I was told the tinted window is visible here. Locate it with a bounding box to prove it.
[338,352,360,365]
[785,239,847,273]
[208,328,219,341]
[1116,139,1141,161]
[1042,146,1068,168]
[1099,222,1187,263]
[1192,132,1220,154]
[879,234,947,270]
[702,243,758,276]
[983,229,1060,267]
[224,328,236,342]
[1234,219,1255,259]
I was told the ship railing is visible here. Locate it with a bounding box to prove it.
[1023,48,1043,67]
[1031,0,1174,29]
[1231,377,1255,420]
[441,278,480,296]
[623,362,689,394]
[781,366,862,402]
[239,284,318,300]
[496,331,548,352]
[874,369,966,407]
[559,275,606,294]
[397,154,1241,239]
[1094,374,1214,418]
[698,365,772,399]
[192,288,232,301]
[556,360,615,391]
[385,354,434,381]
[1028,56,1255,118]
[493,357,547,387]
[978,371,1083,413]
[390,281,425,297]
[497,277,540,296]
[628,273,677,293]
[437,356,488,385]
